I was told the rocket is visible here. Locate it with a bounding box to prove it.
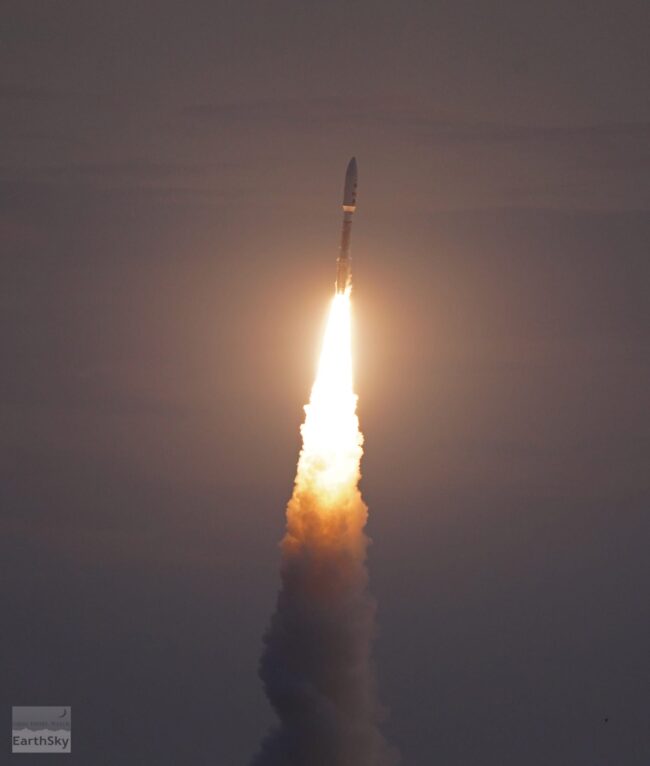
[336,157,358,293]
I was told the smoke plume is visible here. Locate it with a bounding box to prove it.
[251,292,397,766]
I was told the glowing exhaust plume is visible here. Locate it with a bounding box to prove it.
[298,290,361,506]
[251,289,397,766]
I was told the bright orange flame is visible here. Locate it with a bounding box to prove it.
[294,288,363,509]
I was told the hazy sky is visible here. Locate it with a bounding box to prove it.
[2,1,649,764]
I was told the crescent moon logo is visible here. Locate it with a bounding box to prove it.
[59,708,67,718]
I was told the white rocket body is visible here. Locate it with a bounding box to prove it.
[336,157,358,293]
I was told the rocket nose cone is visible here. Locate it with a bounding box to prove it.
[343,157,358,207]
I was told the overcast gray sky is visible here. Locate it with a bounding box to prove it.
[2,1,649,764]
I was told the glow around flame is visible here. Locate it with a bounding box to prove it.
[295,288,363,507]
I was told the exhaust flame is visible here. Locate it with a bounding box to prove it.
[298,289,362,506]
[252,289,396,766]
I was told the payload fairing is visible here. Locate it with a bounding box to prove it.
[335,157,358,293]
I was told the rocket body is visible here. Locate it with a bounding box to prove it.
[336,157,358,292]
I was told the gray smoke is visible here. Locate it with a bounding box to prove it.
[250,486,398,766]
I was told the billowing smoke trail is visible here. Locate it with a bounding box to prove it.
[252,290,396,766]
